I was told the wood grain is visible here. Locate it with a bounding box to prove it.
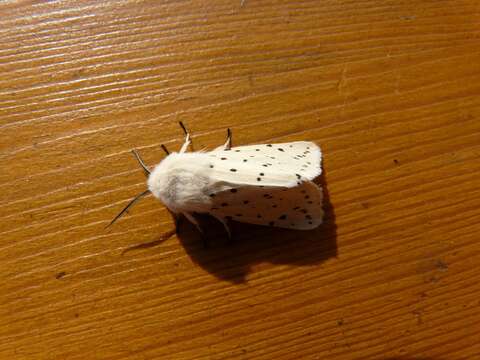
[1,0,480,359]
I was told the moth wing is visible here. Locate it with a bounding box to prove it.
[208,141,322,188]
[209,181,323,230]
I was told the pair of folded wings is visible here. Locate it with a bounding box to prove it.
[206,141,324,230]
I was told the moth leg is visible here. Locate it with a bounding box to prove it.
[212,128,232,151]
[179,121,192,153]
[182,212,209,248]
[223,128,232,150]
[211,214,232,240]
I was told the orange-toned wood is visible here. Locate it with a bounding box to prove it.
[1,1,479,359]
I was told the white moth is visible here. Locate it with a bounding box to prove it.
[108,123,324,237]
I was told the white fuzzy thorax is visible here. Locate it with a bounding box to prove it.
[148,152,217,213]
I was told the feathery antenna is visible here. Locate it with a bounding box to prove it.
[131,149,150,177]
[106,189,150,228]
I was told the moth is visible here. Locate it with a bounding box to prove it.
[108,123,324,238]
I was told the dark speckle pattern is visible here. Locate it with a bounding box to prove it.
[207,141,322,229]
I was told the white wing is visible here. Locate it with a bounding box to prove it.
[208,141,322,188]
[209,181,323,230]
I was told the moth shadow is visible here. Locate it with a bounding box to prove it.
[177,171,337,283]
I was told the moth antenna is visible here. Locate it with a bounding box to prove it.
[179,121,188,135]
[161,144,170,155]
[131,149,150,177]
[106,189,150,228]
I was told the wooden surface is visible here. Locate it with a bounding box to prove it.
[1,1,480,359]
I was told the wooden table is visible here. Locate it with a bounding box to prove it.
[1,1,479,359]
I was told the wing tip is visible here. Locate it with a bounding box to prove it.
[301,142,322,180]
